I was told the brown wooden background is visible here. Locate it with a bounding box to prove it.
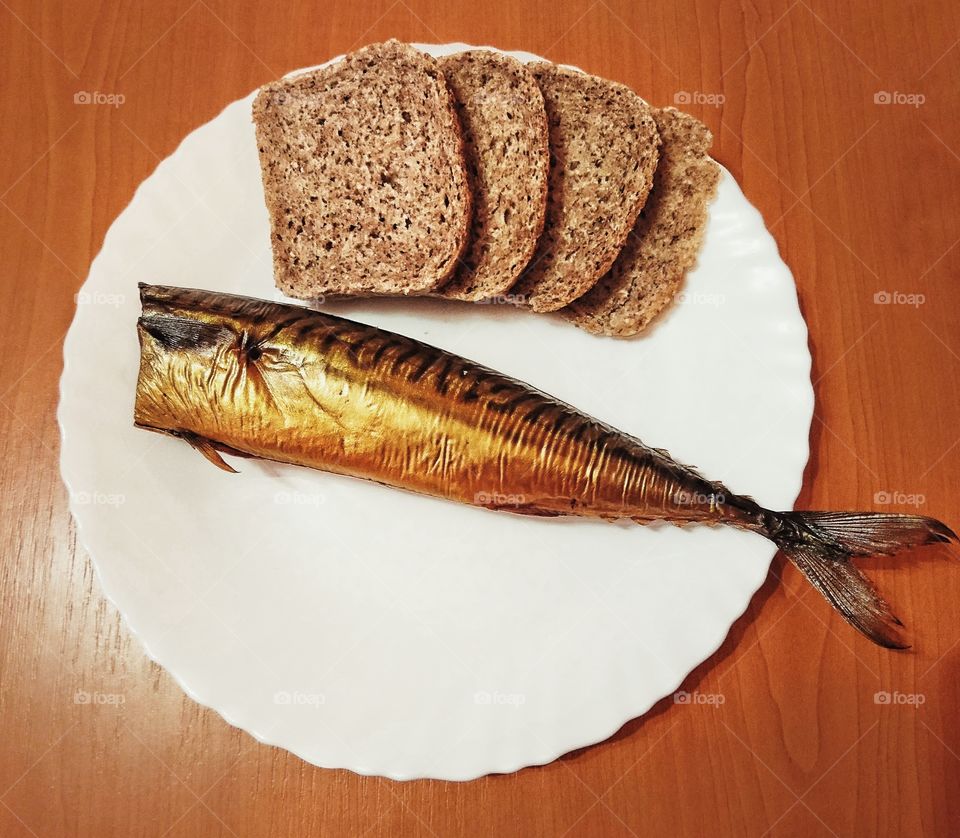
[2,1,959,835]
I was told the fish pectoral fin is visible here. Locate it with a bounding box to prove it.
[510,506,564,517]
[486,503,565,518]
[180,432,239,474]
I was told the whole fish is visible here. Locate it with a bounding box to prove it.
[135,284,956,648]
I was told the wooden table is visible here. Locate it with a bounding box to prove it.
[2,1,958,835]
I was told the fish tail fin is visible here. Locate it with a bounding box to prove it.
[765,511,957,649]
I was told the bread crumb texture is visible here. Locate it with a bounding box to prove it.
[563,107,720,337]
[435,51,549,302]
[253,40,471,298]
[509,63,660,312]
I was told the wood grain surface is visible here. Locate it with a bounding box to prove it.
[2,1,959,835]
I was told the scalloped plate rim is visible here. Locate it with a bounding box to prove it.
[57,42,814,782]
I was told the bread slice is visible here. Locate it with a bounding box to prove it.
[508,63,659,313]
[434,51,549,302]
[253,40,471,299]
[562,108,720,337]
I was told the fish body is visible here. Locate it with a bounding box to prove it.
[135,285,745,526]
[135,284,956,648]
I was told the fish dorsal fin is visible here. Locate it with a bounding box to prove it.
[180,431,239,473]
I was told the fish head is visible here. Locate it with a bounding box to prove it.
[134,284,291,438]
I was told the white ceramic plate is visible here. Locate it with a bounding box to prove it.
[58,44,813,780]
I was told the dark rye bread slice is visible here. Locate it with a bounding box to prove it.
[434,51,549,302]
[563,108,720,337]
[509,63,660,313]
[253,40,471,299]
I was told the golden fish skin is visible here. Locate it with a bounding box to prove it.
[135,284,956,649]
[135,284,741,525]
